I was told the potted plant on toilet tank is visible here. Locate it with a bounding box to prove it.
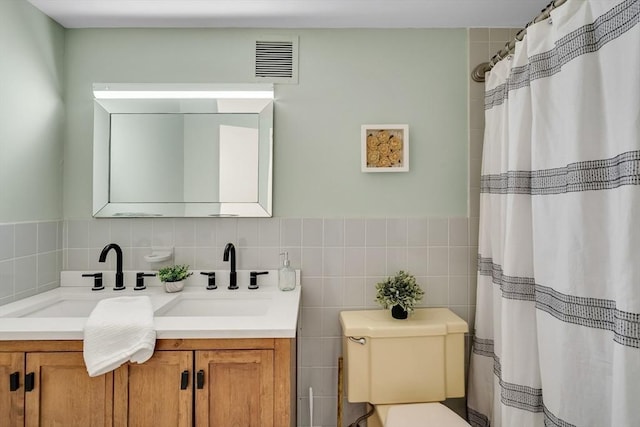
[158,264,193,293]
[375,270,424,319]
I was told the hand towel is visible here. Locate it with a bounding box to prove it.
[83,296,156,377]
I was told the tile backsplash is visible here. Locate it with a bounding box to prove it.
[0,220,63,306]
[63,215,477,426]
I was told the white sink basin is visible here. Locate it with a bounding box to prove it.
[1,291,272,318]
[20,298,101,317]
[2,294,108,318]
[154,294,272,317]
[0,292,175,318]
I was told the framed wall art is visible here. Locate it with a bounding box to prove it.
[361,124,409,172]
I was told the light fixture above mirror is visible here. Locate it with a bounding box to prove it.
[93,83,275,100]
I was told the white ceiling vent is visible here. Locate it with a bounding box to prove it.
[253,36,298,84]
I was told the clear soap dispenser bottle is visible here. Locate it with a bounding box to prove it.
[278,252,296,291]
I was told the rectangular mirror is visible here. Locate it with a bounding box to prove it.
[92,83,273,217]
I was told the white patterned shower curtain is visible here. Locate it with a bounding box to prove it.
[467,1,639,426]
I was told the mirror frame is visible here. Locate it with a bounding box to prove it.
[92,83,273,218]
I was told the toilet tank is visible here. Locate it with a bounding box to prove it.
[340,308,468,405]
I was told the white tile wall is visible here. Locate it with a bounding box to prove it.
[0,220,63,306]
[0,225,15,260]
[15,223,37,257]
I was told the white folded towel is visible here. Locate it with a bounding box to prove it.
[83,296,156,377]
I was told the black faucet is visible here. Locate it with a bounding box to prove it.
[223,243,238,290]
[99,243,125,290]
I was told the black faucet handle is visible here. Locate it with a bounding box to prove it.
[200,271,217,290]
[135,272,156,290]
[82,273,104,291]
[249,271,269,290]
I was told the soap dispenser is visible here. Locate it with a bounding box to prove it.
[278,252,296,291]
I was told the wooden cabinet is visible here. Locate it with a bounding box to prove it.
[0,350,112,427]
[195,349,274,427]
[0,352,24,427]
[25,352,113,427]
[114,350,192,427]
[154,338,295,427]
[1,338,295,427]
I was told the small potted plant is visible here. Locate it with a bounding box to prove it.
[375,270,425,319]
[158,264,193,293]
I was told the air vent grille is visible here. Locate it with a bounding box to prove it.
[254,37,298,83]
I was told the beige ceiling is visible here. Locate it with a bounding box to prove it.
[26,0,547,28]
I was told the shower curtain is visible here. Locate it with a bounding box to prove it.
[467,1,639,426]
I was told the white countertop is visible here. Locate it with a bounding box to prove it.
[0,270,301,341]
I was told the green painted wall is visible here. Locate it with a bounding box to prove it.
[63,28,468,218]
[0,0,65,222]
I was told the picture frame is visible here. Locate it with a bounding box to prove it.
[361,124,409,172]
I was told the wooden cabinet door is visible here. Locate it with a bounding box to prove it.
[114,350,192,427]
[195,349,274,427]
[0,352,25,427]
[24,352,113,427]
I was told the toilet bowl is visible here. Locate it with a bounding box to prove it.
[374,403,470,427]
[340,308,471,427]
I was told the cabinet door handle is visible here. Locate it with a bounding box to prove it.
[9,372,19,391]
[180,370,189,390]
[25,372,35,392]
[196,370,205,389]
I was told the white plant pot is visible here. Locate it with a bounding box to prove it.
[164,280,185,293]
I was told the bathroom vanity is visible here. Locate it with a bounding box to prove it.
[0,338,294,427]
[0,271,300,427]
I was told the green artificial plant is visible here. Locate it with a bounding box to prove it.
[158,264,193,283]
[375,270,424,313]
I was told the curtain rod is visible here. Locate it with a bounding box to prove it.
[471,0,567,82]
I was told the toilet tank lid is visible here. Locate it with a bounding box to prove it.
[340,308,468,338]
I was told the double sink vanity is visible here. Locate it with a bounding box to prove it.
[0,267,301,426]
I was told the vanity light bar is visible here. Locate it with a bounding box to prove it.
[92,83,274,100]
[93,90,274,99]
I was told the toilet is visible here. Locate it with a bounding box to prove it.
[340,308,471,427]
